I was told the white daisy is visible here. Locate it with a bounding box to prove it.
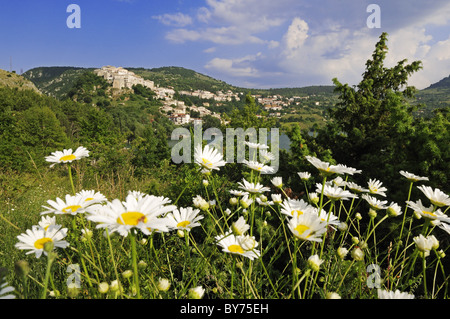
[280,198,315,218]
[271,194,282,204]
[166,207,203,232]
[336,164,362,175]
[259,150,275,163]
[238,179,270,194]
[215,232,260,260]
[231,216,250,235]
[15,225,69,258]
[87,194,176,237]
[45,146,89,167]
[0,279,15,299]
[367,179,388,197]
[229,190,249,197]
[413,234,435,256]
[298,172,311,180]
[287,211,328,242]
[242,160,275,174]
[317,184,358,201]
[314,207,340,227]
[346,182,369,193]
[192,195,210,211]
[127,190,148,201]
[417,185,450,207]
[377,289,414,299]
[38,215,56,230]
[239,195,254,209]
[77,190,107,205]
[194,144,226,171]
[406,200,450,222]
[387,202,402,217]
[362,194,388,211]
[271,176,283,188]
[438,222,450,235]
[399,171,429,182]
[305,156,347,176]
[41,193,95,216]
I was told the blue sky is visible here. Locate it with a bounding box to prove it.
[1,0,450,89]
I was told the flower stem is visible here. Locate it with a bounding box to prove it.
[67,163,76,195]
[130,230,141,299]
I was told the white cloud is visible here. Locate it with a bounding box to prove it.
[153,13,193,27]
[205,54,262,78]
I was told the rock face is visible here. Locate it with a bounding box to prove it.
[0,69,41,93]
[94,66,154,90]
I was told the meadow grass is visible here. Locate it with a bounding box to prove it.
[1,148,449,300]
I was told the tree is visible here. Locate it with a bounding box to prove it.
[318,32,423,188]
[229,93,276,129]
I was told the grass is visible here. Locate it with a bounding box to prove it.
[0,149,449,300]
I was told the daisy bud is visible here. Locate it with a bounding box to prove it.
[157,278,171,292]
[308,192,319,205]
[429,235,439,250]
[229,197,238,206]
[224,208,232,216]
[202,179,209,187]
[140,238,148,245]
[352,237,359,245]
[43,241,54,253]
[387,203,402,217]
[138,260,148,269]
[122,270,133,279]
[177,229,185,238]
[98,282,109,294]
[110,280,122,292]
[355,213,362,220]
[188,286,205,299]
[337,222,348,232]
[259,195,268,202]
[326,292,341,299]
[351,247,364,261]
[81,228,93,242]
[271,177,283,188]
[308,254,323,272]
[368,209,377,219]
[271,194,282,204]
[437,250,446,259]
[337,247,348,259]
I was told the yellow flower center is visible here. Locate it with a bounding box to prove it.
[294,224,311,237]
[62,205,82,214]
[177,220,191,228]
[291,210,304,216]
[85,197,94,202]
[202,158,213,168]
[228,244,244,254]
[422,211,436,218]
[117,212,147,226]
[59,154,76,162]
[34,237,53,249]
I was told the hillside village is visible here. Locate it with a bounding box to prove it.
[94,65,325,126]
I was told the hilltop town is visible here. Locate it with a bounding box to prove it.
[93,65,328,127]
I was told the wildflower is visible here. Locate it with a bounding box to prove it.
[202,179,209,187]
[239,195,253,209]
[271,194,282,204]
[346,182,369,193]
[308,192,319,205]
[387,202,402,217]
[215,232,260,260]
[157,278,171,292]
[314,207,340,227]
[15,225,69,258]
[337,247,349,259]
[128,190,148,200]
[271,176,283,188]
[336,164,362,175]
[438,222,450,235]
[280,198,314,218]
[308,254,323,272]
[367,179,388,197]
[305,155,347,176]
[192,195,210,211]
[77,190,107,205]
[242,160,275,174]
[122,270,133,279]
[326,292,341,299]
[377,289,414,299]
[81,228,93,242]
[41,193,97,216]
[166,207,203,232]
[413,234,434,257]
[38,215,56,230]
[0,279,15,299]
[399,171,429,182]
[317,184,358,201]
[238,179,270,194]
[259,150,275,163]
[238,235,258,251]
[287,211,328,242]
[87,194,176,237]
[362,194,388,210]
[406,200,450,223]
[298,172,311,180]
[331,176,347,187]
[194,144,226,171]
[256,197,273,206]
[416,185,450,207]
[188,286,205,299]
[45,146,89,167]
[351,247,364,261]
[229,190,249,197]
[98,282,109,294]
[229,197,238,206]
